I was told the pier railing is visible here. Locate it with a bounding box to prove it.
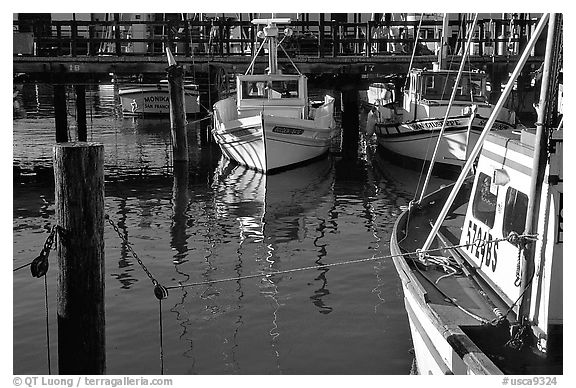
[13,17,541,59]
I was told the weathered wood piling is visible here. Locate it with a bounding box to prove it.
[53,142,105,374]
[166,49,189,163]
[340,86,360,160]
[53,82,68,143]
[75,84,87,141]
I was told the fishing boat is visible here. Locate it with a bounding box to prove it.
[390,13,562,375]
[118,80,200,116]
[212,18,336,173]
[366,15,517,172]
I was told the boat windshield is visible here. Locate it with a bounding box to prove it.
[421,72,487,103]
[242,79,300,99]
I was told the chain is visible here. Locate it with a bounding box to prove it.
[29,225,58,278]
[105,214,168,299]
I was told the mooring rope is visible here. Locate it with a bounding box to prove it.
[158,299,165,375]
[104,212,539,297]
[163,233,536,291]
[44,274,52,374]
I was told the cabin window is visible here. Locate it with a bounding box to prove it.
[268,80,299,99]
[241,80,299,99]
[420,73,487,103]
[243,81,267,98]
[472,172,497,228]
[502,187,528,238]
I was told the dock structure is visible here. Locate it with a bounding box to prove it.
[14,13,545,85]
[13,13,545,148]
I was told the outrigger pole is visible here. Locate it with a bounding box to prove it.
[418,13,550,256]
[518,13,560,323]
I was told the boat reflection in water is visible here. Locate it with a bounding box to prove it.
[212,156,334,245]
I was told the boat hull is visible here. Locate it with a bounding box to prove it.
[375,116,515,168]
[118,84,200,116]
[212,114,333,173]
[390,183,506,375]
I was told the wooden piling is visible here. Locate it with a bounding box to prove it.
[54,143,105,374]
[54,82,68,143]
[340,86,360,160]
[75,84,87,141]
[167,64,189,162]
[170,161,189,262]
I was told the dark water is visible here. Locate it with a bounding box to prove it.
[13,82,446,375]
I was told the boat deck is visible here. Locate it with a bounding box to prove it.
[394,181,562,374]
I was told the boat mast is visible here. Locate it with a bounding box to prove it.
[438,13,450,70]
[418,13,550,256]
[252,18,290,75]
[418,14,478,203]
[518,13,561,323]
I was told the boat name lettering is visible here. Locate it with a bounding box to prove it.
[230,128,254,137]
[476,119,510,131]
[145,104,169,110]
[143,96,169,103]
[409,119,462,131]
[272,127,305,135]
[465,220,498,272]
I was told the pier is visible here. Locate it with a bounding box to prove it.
[14,14,545,84]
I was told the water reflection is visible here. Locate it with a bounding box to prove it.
[14,82,418,373]
[212,156,334,245]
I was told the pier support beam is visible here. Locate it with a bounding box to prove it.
[54,81,68,143]
[167,63,189,162]
[340,83,360,160]
[54,143,105,374]
[75,84,87,142]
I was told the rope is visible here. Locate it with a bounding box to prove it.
[186,113,213,125]
[406,13,424,78]
[166,234,536,291]
[13,261,32,272]
[104,212,538,311]
[44,274,52,374]
[158,299,164,375]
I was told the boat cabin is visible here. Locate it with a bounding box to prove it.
[459,129,563,351]
[403,69,490,115]
[236,74,308,119]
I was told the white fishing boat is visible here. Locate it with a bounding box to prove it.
[118,80,200,116]
[390,13,562,375]
[212,18,336,173]
[366,15,517,172]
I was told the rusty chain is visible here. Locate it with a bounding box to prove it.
[105,214,168,299]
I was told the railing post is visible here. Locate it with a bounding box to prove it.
[114,13,121,56]
[479,21,484,56]
[183,19,191,57]
[332,21,338,57]
[318,14,325,58]
[71,20,78,57]
[56,24,62,56]
[366,21,372,57]
[88,24,95,56]
[54,142,105,375]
